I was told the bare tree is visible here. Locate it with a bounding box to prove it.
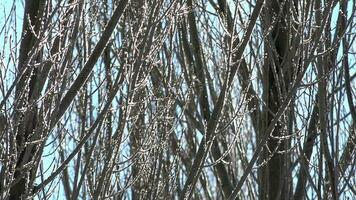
[0,0,355,199]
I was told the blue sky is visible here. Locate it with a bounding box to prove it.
[0,0,355,199]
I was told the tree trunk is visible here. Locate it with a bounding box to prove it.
[259,1,291,199]
[10,0,45,198]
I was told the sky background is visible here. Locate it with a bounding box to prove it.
[0,0,355,199]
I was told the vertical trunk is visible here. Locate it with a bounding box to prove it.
[11,0,45,199]
[130,69,146,200]
[259,1,291,199]
[129,2,147,198]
